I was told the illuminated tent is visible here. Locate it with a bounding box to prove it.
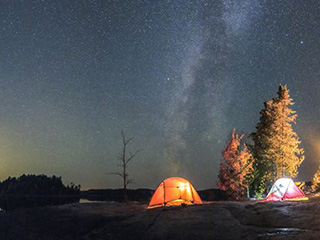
[148,177,203,209]
[264,178,308,202]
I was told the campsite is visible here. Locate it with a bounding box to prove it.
[1,197,320,240]
[0,176,317,240]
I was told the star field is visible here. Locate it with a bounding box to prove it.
[0,0,320,189]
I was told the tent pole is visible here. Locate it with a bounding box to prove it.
[190,183,195,203]
[282,180,291,201]
[163,181,166,207]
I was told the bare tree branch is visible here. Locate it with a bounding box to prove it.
[125,150,141,165]
[107,172,124,178]
[125,137,134,145]
[109,130,141,202]
[127,179,134,186]
[121,130,126,145]
[122,130,135,145]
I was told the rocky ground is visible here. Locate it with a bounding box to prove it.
[1,199,320,240]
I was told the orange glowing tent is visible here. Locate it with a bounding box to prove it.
[148,177,203,209]
[263,178,308,202]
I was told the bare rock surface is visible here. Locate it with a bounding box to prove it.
[0,200,320,240]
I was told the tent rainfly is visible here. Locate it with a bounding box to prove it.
[263,178,308,202]
[148,177,203,209]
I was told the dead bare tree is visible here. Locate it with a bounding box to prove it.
[109,130,140,202]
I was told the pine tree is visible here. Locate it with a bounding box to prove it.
[311,166,320,192]
[217,129,253,200]
[251,84,304,195]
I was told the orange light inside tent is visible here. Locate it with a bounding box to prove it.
[148,177,203,209]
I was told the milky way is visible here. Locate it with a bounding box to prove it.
[0,0,320,189]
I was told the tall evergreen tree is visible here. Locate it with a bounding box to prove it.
[217,129,253,200]
[311,166,320,191]
[251,84,304,195]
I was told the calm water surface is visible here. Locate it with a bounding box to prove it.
[0,196,80,211]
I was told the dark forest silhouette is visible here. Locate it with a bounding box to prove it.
[0,174,80,211]
[0,174,80,196]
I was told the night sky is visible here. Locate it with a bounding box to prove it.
[0,0,320,190]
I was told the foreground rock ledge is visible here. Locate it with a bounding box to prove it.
[1,201,320,240]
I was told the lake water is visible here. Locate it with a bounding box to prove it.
[79,199,105,203]
[0,196,80,211]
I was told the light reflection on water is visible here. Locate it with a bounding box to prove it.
[79,199,105,203]
[259,228,308,237]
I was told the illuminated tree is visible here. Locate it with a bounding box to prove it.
[311,166,320,191]
[217,129,253,200]
[251,84,304,195]
[109,130,140,202]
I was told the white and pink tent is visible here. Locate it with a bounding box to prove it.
[264,178,308,202]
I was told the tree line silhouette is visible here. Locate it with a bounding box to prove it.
[0,174,80,196]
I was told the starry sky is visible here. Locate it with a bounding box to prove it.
[0,0,320,190]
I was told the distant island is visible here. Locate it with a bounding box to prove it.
[0,174,80,211]
[0,174,80,196]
